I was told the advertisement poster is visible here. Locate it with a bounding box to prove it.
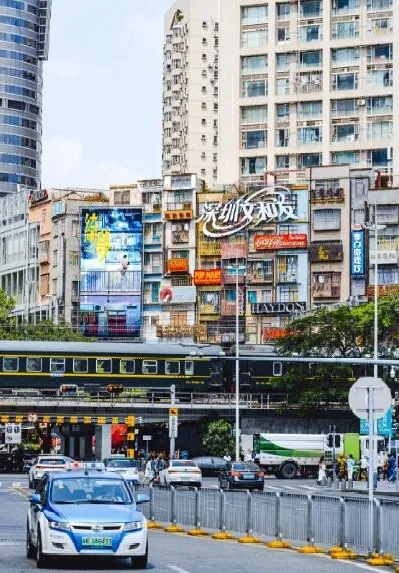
[351,230,365,276]
[80,208,143,339]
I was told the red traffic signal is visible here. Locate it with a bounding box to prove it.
[106,384,124,395]
[59,384,78,394]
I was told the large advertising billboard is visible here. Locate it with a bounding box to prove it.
[79,208,143,339]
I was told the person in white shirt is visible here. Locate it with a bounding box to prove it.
[346,454,355,481]
[223,452,231,462]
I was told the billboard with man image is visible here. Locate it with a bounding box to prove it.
[80,207,143,339]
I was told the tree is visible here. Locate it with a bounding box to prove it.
[201,418,234,457]
[274,297,399,412]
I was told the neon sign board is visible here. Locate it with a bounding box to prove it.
[197,186,298,238]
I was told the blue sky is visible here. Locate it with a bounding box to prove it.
[42,0,172,189]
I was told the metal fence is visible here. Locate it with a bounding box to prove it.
[136,485,399,556]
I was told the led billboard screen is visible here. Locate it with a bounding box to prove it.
[80,208,143,339]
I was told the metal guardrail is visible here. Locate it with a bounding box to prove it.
[134,485,399,555]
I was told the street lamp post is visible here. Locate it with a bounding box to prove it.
[227,264,246,462]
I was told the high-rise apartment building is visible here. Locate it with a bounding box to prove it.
[217,0,396,185]
[163,0,220,184]
[0,0,52,194]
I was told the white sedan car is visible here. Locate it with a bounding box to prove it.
[28,455,73,489]
[159,459,202,488]
[103,457,140,485]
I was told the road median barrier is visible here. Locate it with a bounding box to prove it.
[212,531,235,540]
[366,553,395,567]
[187,528,209,536]
[297,545,324,554]
[147,521,163,529]
[164,524,185,533]
[266,540,292,549]
[238,535,262,544]
[329,547,358,560]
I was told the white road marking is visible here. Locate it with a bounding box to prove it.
[337,560,387,573]
[168,566,192,573]
[263,485,281,491]
[11,482,21,487]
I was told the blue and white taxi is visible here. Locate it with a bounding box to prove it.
[27,463,149,569]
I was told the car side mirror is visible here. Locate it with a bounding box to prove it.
[29,493,41,505]
[136,494,150,505]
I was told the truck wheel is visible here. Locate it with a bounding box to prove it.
[280,462,297,480]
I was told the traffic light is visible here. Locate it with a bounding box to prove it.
[106,384,124,395]
[327,434,333,448]
[334,434,341,448]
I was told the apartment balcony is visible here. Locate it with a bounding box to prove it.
[144,203,161,214]
[221,241,247,259]
[39,251,50,265]
[312,285,341,299]
[247,272,273,284]
[277,272,298,284]
[367,0,392,11]
[294,76,322,95]
[144,234,162,245]
[144,265,162,275]
[199,303,220,315]
[165,202,193,220]
[311,186,344,203]
[220,300,243,316]
[199,240,221,256]
[222,271,246,285]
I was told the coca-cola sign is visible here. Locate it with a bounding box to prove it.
[254,234,307,251]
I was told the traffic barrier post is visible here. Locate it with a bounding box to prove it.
[164,487,184,532]
[238,491,261,543]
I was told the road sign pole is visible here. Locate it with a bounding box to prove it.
[170,384,176,461]
[368,386,374,555]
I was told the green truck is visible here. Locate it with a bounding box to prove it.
[243,433,385,479]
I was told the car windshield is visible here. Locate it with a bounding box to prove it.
[106,459,137,468]
[232,463,259,471]
[171,461,196,468]
[38,458,66,465]
[51,477,132,504]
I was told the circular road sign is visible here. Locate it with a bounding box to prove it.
[348,377,392,420]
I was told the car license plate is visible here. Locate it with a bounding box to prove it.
[82,537,112,547]
[243,473,254,479]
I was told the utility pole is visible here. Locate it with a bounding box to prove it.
[169,384,176,461]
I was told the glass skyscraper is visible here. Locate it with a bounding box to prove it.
[0,0,51,194]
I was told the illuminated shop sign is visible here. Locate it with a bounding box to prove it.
[254,234,307,250]
[194,269,222,286]
[197,186,298,238]
[350,230,365,276]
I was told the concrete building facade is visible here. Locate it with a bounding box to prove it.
[215,0,397,185]
[163,0,220,184]
[0,0,52,193]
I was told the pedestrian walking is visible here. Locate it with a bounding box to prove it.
[317,456,326,485]
[144,458,152,485]
[346,454,355,481]
[388,453,396,482]
[223,452,231,462]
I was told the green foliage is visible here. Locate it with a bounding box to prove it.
[0,288,92,341]
[201,418,234,457]
[274,296,399,412]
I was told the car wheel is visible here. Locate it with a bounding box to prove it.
[130,542,148,569]
[26,522,35,559]
[36,529,48,569]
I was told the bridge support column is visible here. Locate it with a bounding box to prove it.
[95,424,112,460]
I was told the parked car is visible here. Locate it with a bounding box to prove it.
[218,462,264,491]
[28,455,73,489]
[26,466,149,568]
[103,456,139,485]
[192,456,228,476]
[158,459,202,488]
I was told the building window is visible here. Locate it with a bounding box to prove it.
[297,126,322,144]
[241,55,268,74]
[331,151,360,165]
[185,360,194,375]
[241,105,267,124]
[241,157,266,176]
[241,29,267,49]
[114,190,130,204]
[241,5,268,25]
[52,278,57,295]
[171,311,188,326]
[241,129,267,149]
[172,222,189,243]
[312,272,341,298]
[280,286,299,302]
[3,357,18,371]
[53,250,58,266]
[332,72,358,90]
[69,251,79,266]
[277,255,298,283]
[313,209,341,231]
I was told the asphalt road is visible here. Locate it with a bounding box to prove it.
[0,474,389,573]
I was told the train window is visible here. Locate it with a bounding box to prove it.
[50,358,65,373]
[143,360,157,374]
[3,357,18,371]
[120,359,135,374]
[165,361,180,375]
[96,359,112,374]
[26,357,42,372]
[185,361,194,375]
[273,362,282,377]
[73,358,88,373]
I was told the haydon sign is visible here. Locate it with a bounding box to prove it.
[197,186,298,238]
